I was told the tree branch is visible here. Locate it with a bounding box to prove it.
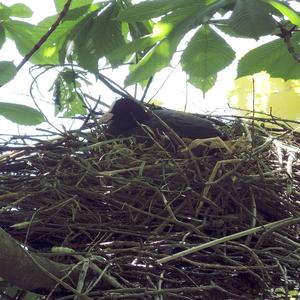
[0,227,75,294]
[16,0,73,72]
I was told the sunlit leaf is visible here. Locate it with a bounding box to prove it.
[108,35,159,62]
[262,0,300,27]
[128,19,153,40]
[123,25,182,85]
[37,16,80,64]
[0,102,45,125]
[0,3,11,20]
[125,34,180,86]
[9,3,33,18]
[5,16,81,65]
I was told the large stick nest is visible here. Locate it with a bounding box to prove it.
[0,117,300,299]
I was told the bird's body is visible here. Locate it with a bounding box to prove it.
[147,109,223,139]
[100,97,225,140]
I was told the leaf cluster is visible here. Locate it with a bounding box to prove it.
[0,0,299,124]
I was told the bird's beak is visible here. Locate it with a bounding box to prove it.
[98,112,114,124]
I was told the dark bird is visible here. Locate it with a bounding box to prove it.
[100,97,225,140]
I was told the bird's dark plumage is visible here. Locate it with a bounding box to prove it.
[102,97,224,140]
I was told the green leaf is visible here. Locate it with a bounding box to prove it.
[23,292,39,300]
[0,61,17,85]
[181,24,235,91]
[262,0,300,27]
[118,0,218,22]
[0,4,11,20]
[53,70,86,117]
[128,20,153,40]
[61,70,78,82]
[70,13,98,72]
[108,35,159,62]
[237,33,300,80]
[54,0,92,12]
[117,0,193,22]
[218,2,236,16]
[5,20,46,63]
[10,221,31,229]
[51,246,75,254]
[5,17,79,65]
[60,5,93,21]
[0,24,6,49]
[9,3,33,18]
[70,4,126,73]
[0,102,45,125]
[189,74,217,93]
[56,91,86,117]
[124,0,226,86]
[160,0,217,24]
[36,16,80,64]
[229,0,277,39]
[109,20,174,65]
[181,25,235,87]
[125,33,181,86]
[215,20,254,38]
[168,0,232,24]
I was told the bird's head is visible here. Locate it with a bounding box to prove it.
[110,98,148,122]
[99,97,149,135]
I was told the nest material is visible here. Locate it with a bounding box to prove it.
[0,119,300,299]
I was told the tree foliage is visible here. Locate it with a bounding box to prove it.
[0,0,299,122]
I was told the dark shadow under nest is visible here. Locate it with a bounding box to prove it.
[0,116,300,299]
